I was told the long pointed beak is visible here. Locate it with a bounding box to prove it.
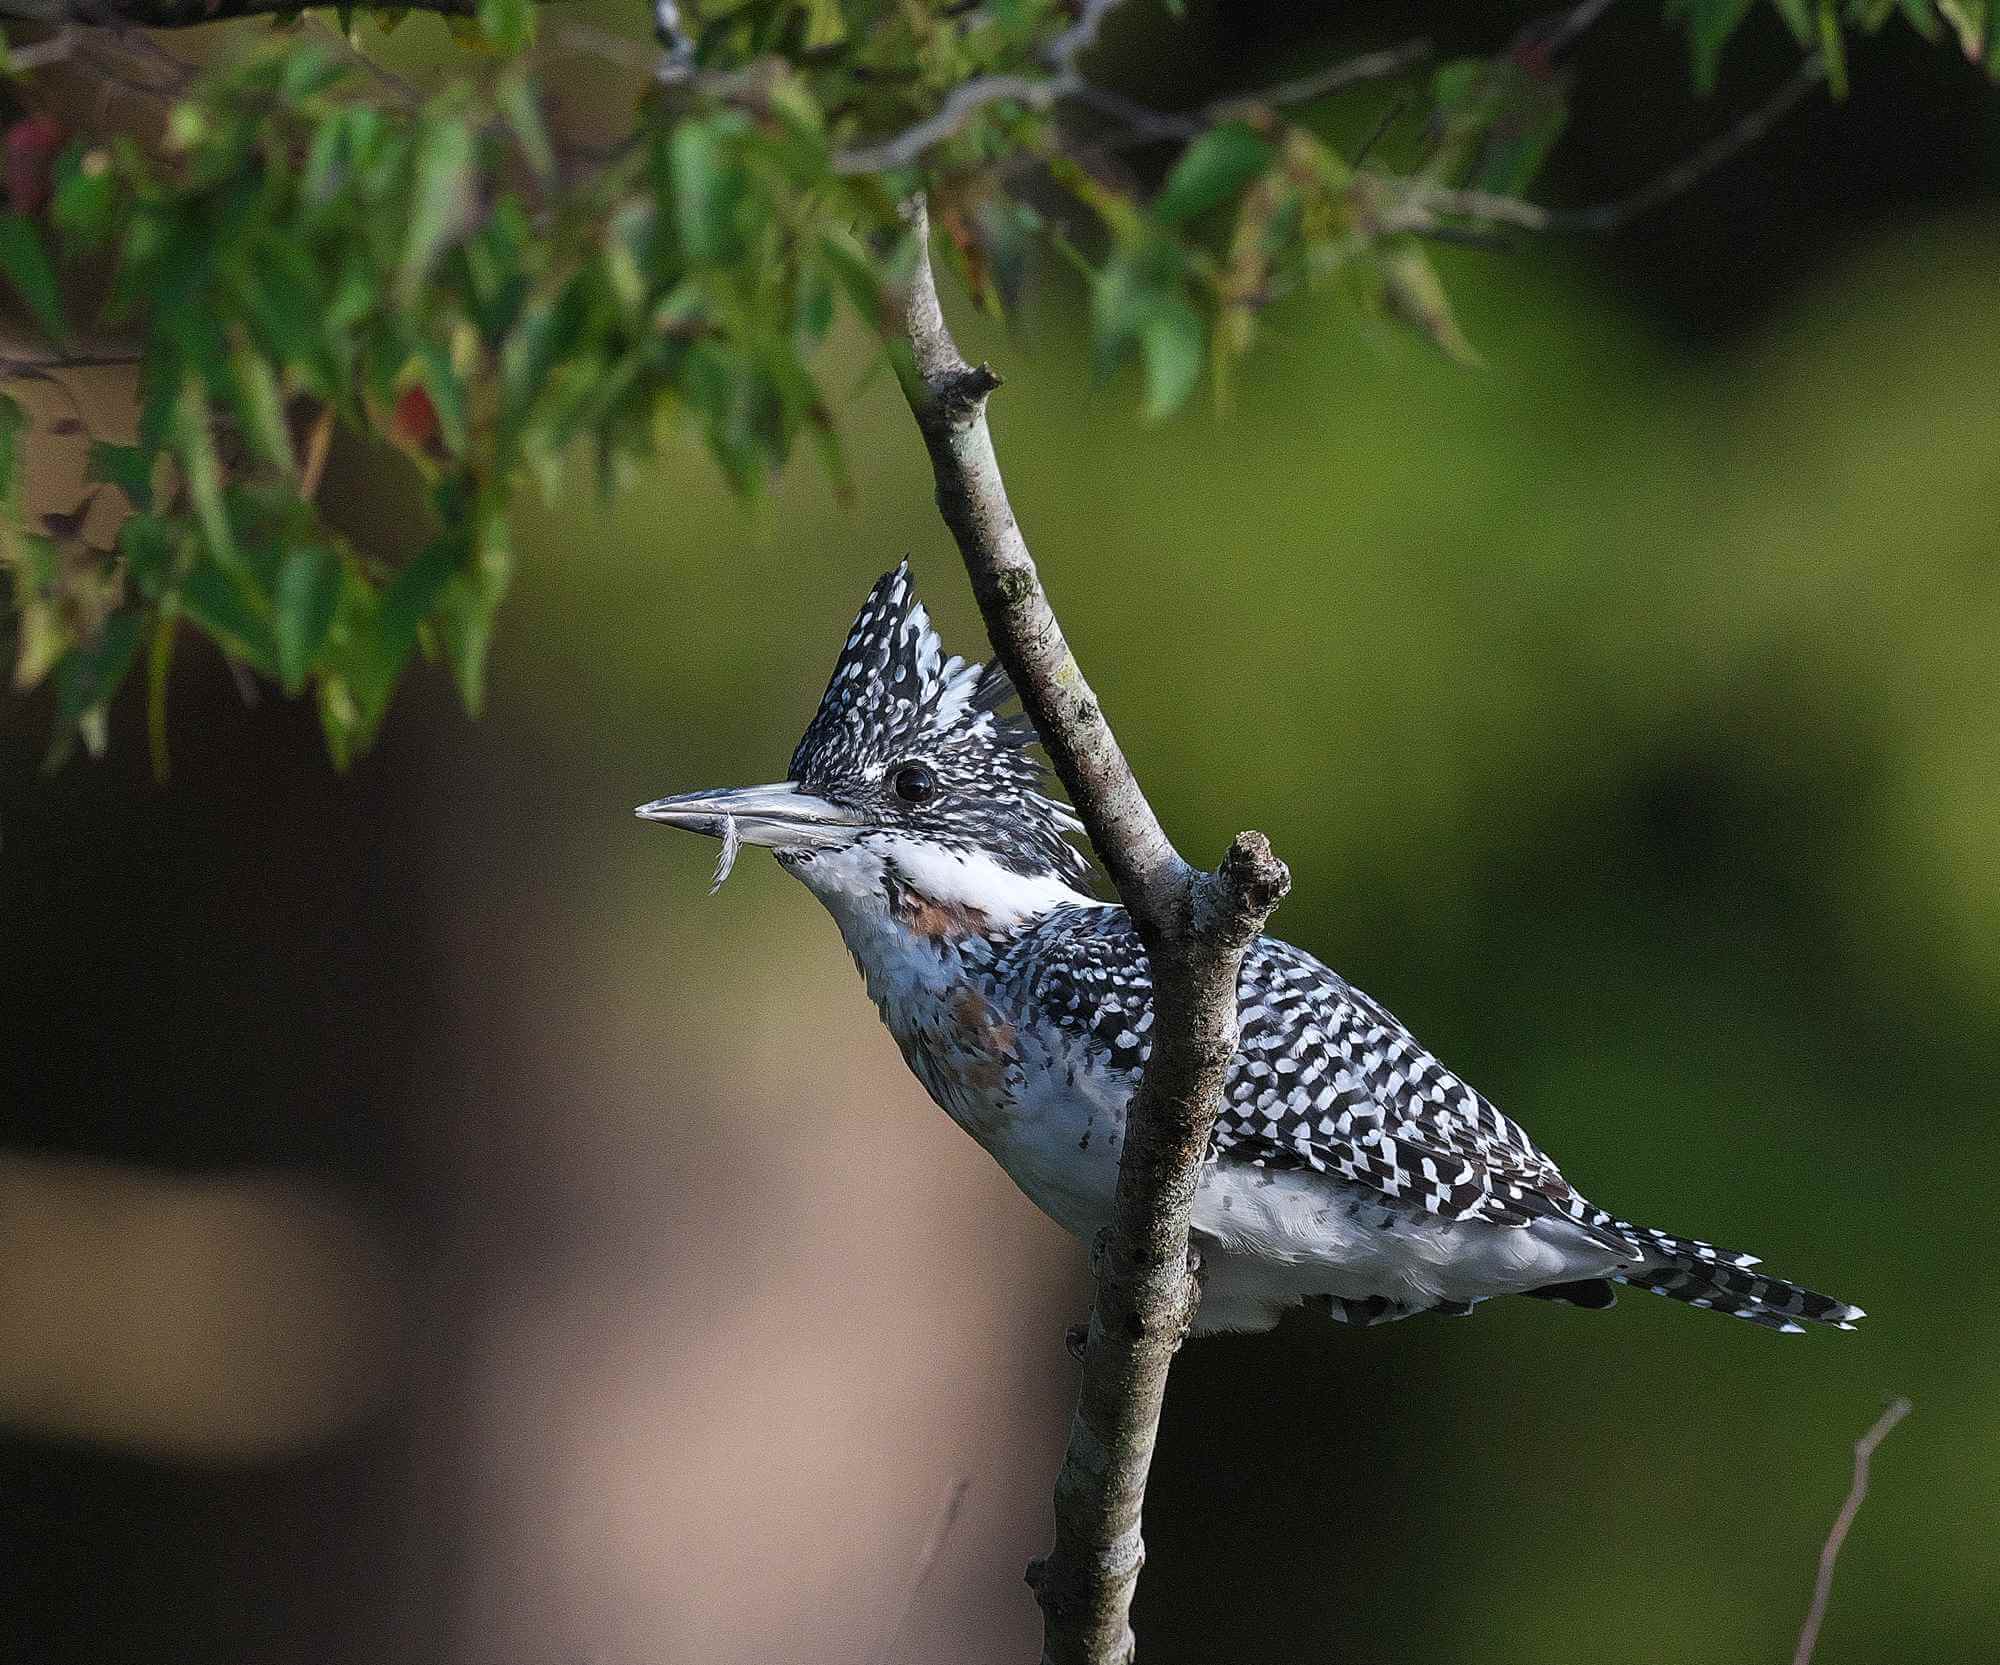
[633,781,867,850]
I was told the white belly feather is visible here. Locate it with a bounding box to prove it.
[850,911,1625,1337]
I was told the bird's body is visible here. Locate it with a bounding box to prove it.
[641,564,1863,1337]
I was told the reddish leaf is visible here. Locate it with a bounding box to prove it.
[5,115,65,217]
[389,383,441,454]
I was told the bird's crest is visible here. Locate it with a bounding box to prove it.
[789,562,1090,885]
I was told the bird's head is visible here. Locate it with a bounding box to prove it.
[638,562,1093,931]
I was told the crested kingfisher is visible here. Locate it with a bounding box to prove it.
[637,563,1863,1336]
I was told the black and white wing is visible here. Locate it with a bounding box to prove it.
[1214,938,1636,1248]
[1016,909,1634,1249]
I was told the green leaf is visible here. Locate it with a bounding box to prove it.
[118,512,181,599]
[1153,123,1274,227]
[170,379,238,568]
[87,441,156,511]
[0,392,27,516]
[819,227,886,329]
[670,118,746,265]
[1886,0,1939,40]
[55,609,143,725]
[351,533,460,720]
[0,212,67,343]
[413,343,469,455]
[1771,0,1814,39]
[496,69,554,180]
[1667,0,1757,90]
[180,557,280,678]
[1819,0,1849,96]
[51,146,116,254]
[228,344,298,480]
[234,235,338,397]
[799,0,847,49]
[477,0,536,53]
[277,41,347,99]
[400,117,476,304]
[1467,68,1569,197]
[273,543,340,694]
[1139,296,1204,421]
[147,604,175,781]
[1090,246,1188,386]
[1936,0,1985,57]
[436,505,511,713]
[1379,242,1481,366]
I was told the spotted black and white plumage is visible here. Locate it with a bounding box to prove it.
[639,565,1865,1337]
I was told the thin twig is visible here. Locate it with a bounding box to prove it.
[838,19,1428,175]
[836,70,1066,173]
[4,25,79,69]
[297,406,334,502]
[1354,91,1412,167]
[1387,54,1826,236]
[0,0,474,24]
[833,0,1123,174]
[1792,1398,1912,1665]
[1100,36,1434,149]
[1,349,143,372]
[868,1476,972,1665]
[82,15,200,90]
[1540,0,1622,58]
[1212,37,1434,119]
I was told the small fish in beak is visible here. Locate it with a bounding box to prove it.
[709,814,742,894]
[636,781,868,890]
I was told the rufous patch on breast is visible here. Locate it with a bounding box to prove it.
[896,892,991,939]
[951,986,1015,1088]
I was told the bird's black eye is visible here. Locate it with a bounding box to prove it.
[891,762,937,804]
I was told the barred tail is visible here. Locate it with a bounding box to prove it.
[1613,1223,1864,1334]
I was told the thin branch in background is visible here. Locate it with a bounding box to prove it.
[1387,53,1826,236]
[297,406,334,502]
[0,0,474,23]
[1539,0,1623,59]
[5,25,78,69]
[836,70,1059,173]
[1792,1397,1912,1665]
[1566,50,1827,230]
[1213,36,1434,118]
[69,43,181,102]
[834,0,1123,173]
[86,19,199,93]
[964,31,1432,169]
[1046,0,1126,62]
[1070,80,1202,145]
[1,349,143,373]
[1354,91,1413,167]
[868,1476,971,1665]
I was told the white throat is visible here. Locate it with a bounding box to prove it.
[782,833,1097,988]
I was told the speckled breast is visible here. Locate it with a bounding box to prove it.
[889,980,1022,1140]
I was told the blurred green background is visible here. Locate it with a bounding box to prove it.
[5,5,1998,1663]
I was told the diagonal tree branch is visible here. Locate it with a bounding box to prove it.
[1382,53,1827,237]
[1792,1397,1912,1665]
[887,194,1290,1665]
[0,0,474,21]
